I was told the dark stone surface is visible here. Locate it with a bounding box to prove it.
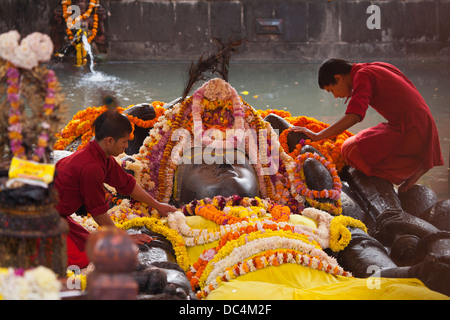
[398,184,438,218]
[421,200,450,232]
[3,0,445,62]
[303,157,333,191]
[210,1,242,41]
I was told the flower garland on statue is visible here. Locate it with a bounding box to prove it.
[34,69,58,162]
[290,152,343,215]
[62,0,99,43]
[6,63,25,159]
[1,31,64,163]
[6,65,59,161]
[199,248,349,299]
[169,196,335,249]
[168,196,298,247]
[54,101,166,152]
[329,215,367,252]
[192,229,351,299]
[113,79,345,216]
[191,79,245,149]
[131,78,288,205]
[164,194,366,298]
[278,115,353,173]
[116,217,190,271]
[56,78,346,220]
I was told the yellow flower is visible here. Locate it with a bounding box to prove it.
[329,215,367,252]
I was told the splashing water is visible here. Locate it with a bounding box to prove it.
[81,33,95,73]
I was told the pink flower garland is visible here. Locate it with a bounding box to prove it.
[191,79,245,149]
[34,69,56,162]
[6,63,25,159]
[295,152,342,200]
[6,65,57,162]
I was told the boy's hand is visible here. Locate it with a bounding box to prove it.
[129,233,153,245]
[154,202,178,217]
[289,126,320,141]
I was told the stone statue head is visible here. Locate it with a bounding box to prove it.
[173,147,259,206]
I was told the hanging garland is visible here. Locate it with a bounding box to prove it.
[2,60,65,162]
[62,0,99,43]
[6,63,25,159]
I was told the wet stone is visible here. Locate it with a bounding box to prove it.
[303,158,333,191]
[421,199,450,232]
[398,184,438,218]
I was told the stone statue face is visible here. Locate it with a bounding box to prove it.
[174,147,259,205]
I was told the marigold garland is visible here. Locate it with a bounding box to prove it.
[329,215,368,252]
[116,216,190,271]
[6,63,25,159]
[279,115,353,172]
[193,229,350,299]
[54,101,166,151]
[167,196,298,248]
[197,248,351,299]
[184,219,322,292]
[62,0,99,43]
[292,152,343,215]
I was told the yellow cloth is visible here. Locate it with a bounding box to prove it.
[207,264,448,300]
[184,216,449,300]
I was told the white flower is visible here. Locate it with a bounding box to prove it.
[203,78,232,101]
[10,40,38,70]
[0,31,54,69]
[0,30,20,61]
[21,32,54,62]
[25,266,61,300]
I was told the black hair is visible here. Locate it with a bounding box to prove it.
[318,58,353,89]
[92,108,132,141]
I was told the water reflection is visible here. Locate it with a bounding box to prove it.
[53,61,449,199]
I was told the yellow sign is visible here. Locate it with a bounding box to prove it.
[8,157,55,185]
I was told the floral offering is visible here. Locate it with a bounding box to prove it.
[0,31,65,163]
[0,267,61,300]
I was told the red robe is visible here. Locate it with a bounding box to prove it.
[345,62,443,184]
[55,140,136,266]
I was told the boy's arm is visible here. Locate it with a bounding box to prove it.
[129,183,177,217]
[290,113,360,141]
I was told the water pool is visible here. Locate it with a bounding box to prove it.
[53,61,450,199]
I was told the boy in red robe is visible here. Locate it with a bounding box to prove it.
[55,108,177,268]
[290,58,443,192]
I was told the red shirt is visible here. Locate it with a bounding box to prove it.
[55,140,136,250]
[345,62,443,170]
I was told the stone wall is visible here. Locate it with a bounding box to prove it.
[1,0,449,62]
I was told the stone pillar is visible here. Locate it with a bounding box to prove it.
[86,227,138,300]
